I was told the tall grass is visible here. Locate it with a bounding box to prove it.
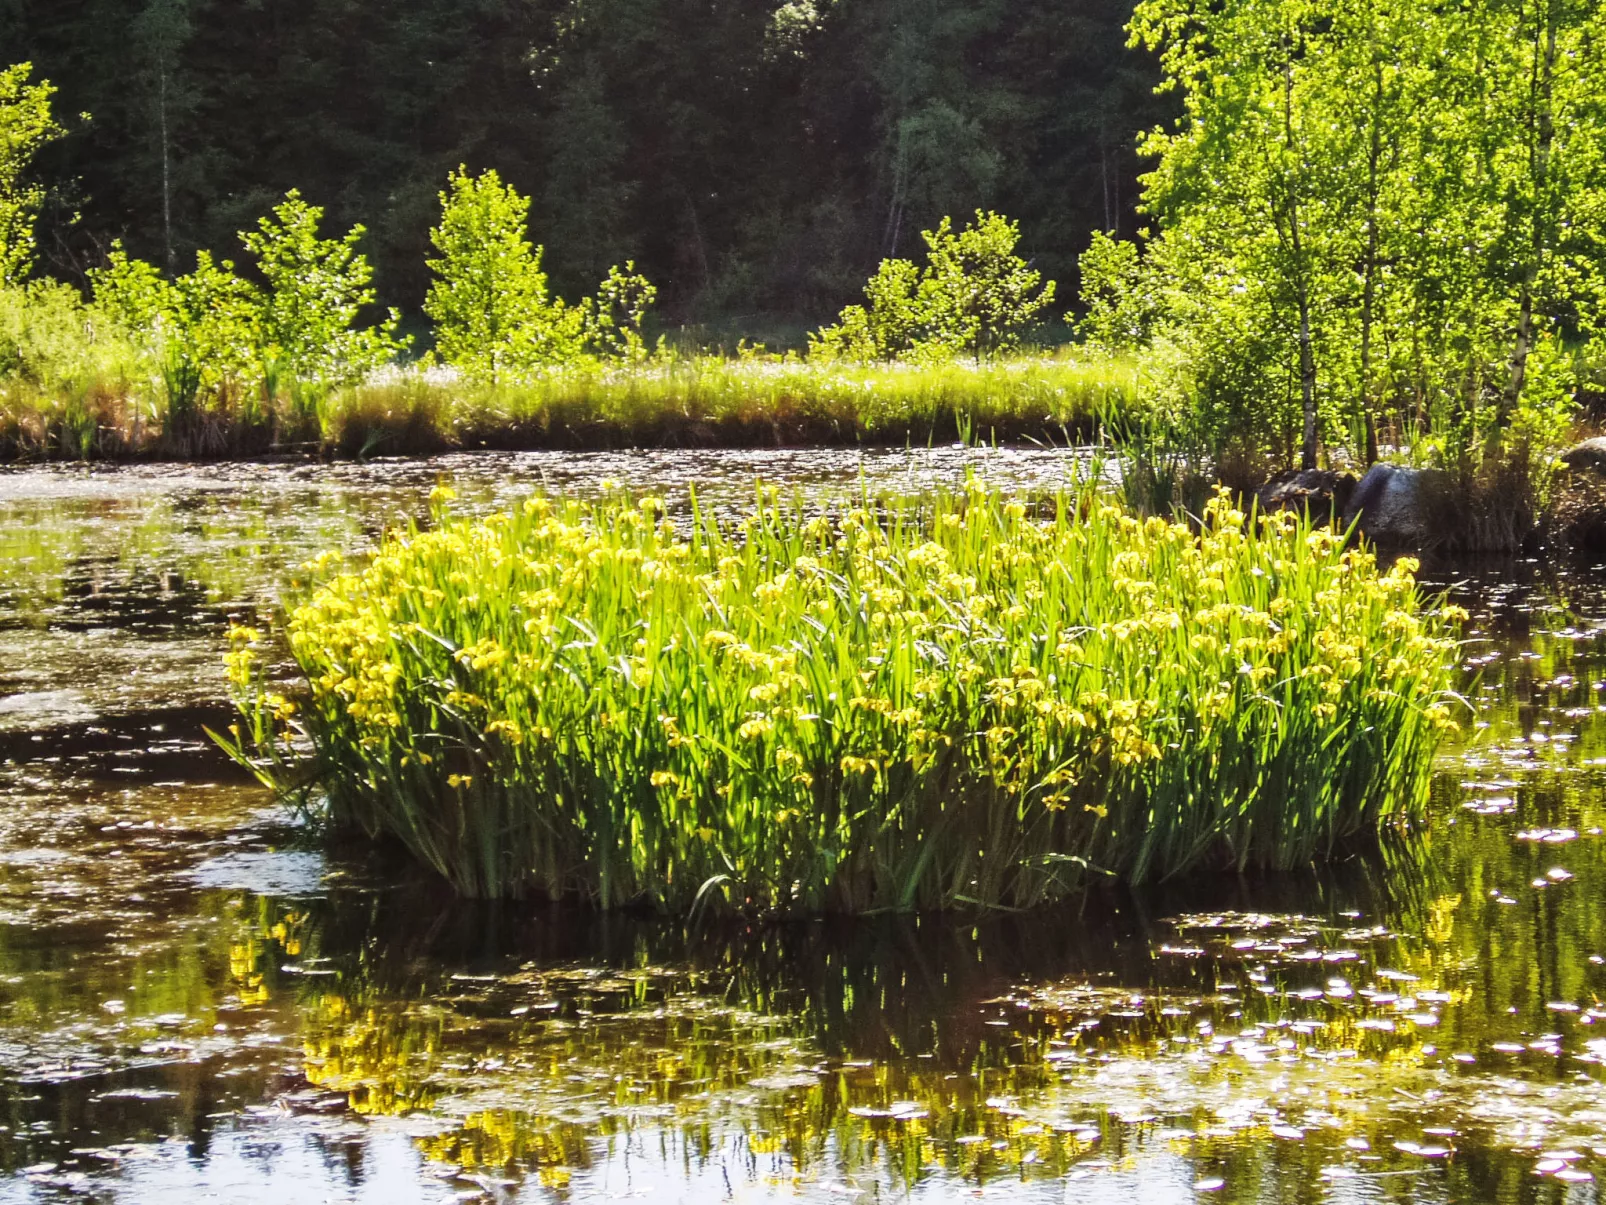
[0,352,1137,461]
[225,478,1465,913]
[323,355,1135,455]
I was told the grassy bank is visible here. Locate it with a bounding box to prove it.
[0,354,1136,461]
[225,480,1464,913]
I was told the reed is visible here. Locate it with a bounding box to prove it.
[224,480,1464,912]
[0,352,1138,461]
[322,354,1135,454]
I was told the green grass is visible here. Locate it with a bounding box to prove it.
[321,355,1137,454]
[0,353,1138,461]
[224,478,1465,913]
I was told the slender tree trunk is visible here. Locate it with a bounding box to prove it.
[1297,293,1318,469]
[1280,44,1319,470]
[1100,142,1113,233]
[1112,146,1121,237]
[1358,58,1385,465]
[1504,0,1558,423]
[883,126,906,258]
[681,189,712,295]
[158,61,173,273]
[1508,286,1534,414]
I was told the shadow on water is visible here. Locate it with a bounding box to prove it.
[2,456,1606,1200]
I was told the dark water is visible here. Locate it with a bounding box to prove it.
[1,450,1604,1203]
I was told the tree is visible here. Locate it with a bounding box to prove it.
[93,242,259,427]
[241,191,405,394]
[1130,0,1373,469]
[1483,0,1606,428]
[0,63,63,286]
[814,210,1055,361]
[424,167,584,380]
[425,167,659,377]
[591,261,658,361]
[919,211,1056,359]
[1076,230,1163,353]
[131,0,197,273]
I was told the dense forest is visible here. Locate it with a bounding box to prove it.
[0,0,1165,326]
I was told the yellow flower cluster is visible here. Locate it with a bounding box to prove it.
[227,478,1464,909]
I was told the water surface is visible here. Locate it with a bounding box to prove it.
[0,450,1603,1203]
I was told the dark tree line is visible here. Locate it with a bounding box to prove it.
[0,0,1166,324]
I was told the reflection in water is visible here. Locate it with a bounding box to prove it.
[0,455,1604,1200]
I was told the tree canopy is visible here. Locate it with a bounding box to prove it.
[0,0,1167,322]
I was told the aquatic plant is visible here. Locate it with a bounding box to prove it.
[225,480,1464,911]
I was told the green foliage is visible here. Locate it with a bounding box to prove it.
[1112,0,1606,472]
[0,279,125,389]
[813,211,1056,362]
[0,63,63,286]
[4,0,1165,318]
[590,261,657,362]
[812,258,926,362]
[225,482,1461,908]
[93,243,258,425]
[919,212,1056,359]
[425,168,658,379]
[241,191,406,394]
[1076,231,1162,355]
[90,191,406,435]
[424,168,573,381]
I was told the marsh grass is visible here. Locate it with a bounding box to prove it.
[323,356,1135,455]
[224,480,1463,913]
[0,354,1137,461]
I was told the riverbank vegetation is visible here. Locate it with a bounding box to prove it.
[1078,0,1606,510]
[0,103,1125,458]
[6,0,1606,543]
[223,481,1463,910]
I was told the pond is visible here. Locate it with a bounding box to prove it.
[0,448,1602,1203]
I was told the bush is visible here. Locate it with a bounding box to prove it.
[0,279,127,389]
[90,192,405,438]
[243,191,407,402]
[93,245,258,429]
[225,482,1463,911]
[813,211,1056,363]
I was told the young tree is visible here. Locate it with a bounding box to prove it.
[241,190,405,392]
[589,261,657,362]
[811,257,925,360]
[93,242,259,426]
[813,210,1054,361]
[1115,0,1606,471]
[918,211,1056,359]
[1482,0,1606,429]
[424,167,584,380]
[1132,0,1368,469]
[0,63,64,286]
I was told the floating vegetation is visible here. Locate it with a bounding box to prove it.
[225,480,1464,909]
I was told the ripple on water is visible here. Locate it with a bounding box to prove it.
[186,850,327,896]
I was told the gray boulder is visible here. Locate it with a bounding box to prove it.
[1342,463,1446,546]
[1559,437,1606,473]
[1256,469,1357,518]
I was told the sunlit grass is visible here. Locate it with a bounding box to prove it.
[0,353,1139,460]
[323,354,1137,454]
[225,479,1464,911]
